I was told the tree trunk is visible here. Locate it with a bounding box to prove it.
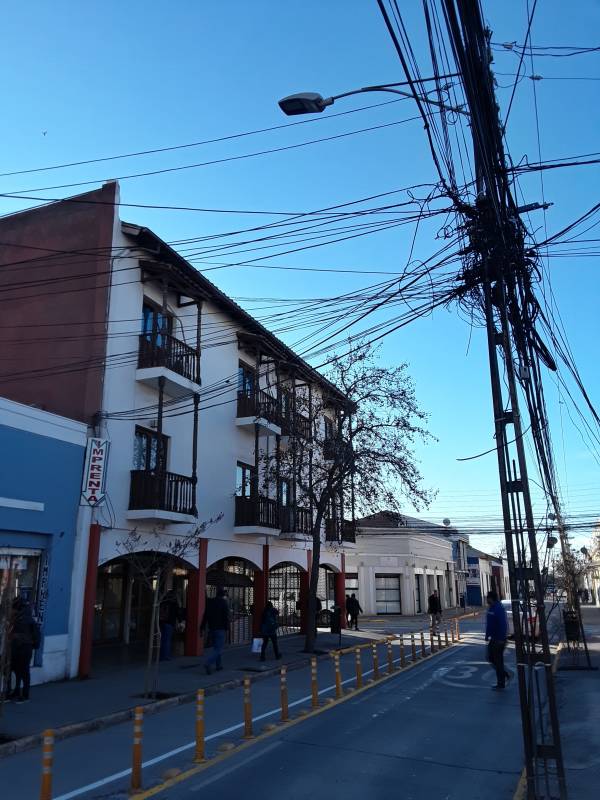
[304,513,323,653]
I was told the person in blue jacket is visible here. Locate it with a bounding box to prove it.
[485,590,512,690]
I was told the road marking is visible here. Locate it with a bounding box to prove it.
[52,644,465,800]
[189,741,282,793]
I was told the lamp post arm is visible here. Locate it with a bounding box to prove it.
[327,85,468,116]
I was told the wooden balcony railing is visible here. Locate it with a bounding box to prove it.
[138,333,200,384]
[234,495,280,529]
[280,505,312,535]
[323,437,352,462]
[129,470,196,516]
[325,518,356,543]
[236,389,281,427]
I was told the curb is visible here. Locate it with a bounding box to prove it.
[0,638,382,759]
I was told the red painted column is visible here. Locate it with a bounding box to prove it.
[252,544,269,636]
[334,553,347,629]
[185,539,208,656]
[78,523,102,679]
[300,549,312,634]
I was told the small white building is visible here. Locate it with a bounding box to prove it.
[345,512,457,615]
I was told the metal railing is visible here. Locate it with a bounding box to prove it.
[129,470,196,516]
[138,333,200,384]
[234,495,280,529]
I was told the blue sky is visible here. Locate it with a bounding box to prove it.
[1,1,598,552]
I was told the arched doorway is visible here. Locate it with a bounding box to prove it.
[93,552,194,661]
[269,562,303,636]
[317,564,338,627]
[206,558,256,644]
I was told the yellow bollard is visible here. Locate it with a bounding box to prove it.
[387,641,394,675]
[334,653,343,699]
[280,666,289,722]
[131,707,144,794]
[372,643,380,679]
[411,633,417,662]
[420,631,426,658]
[355,648,363,688]
[243,677,253,739]
[430,631,436,654]
[39,729,54,800]
[400,636,406,668]
[445,628,449,648]
[451,623,456,643]
[311,657,319,709]
[438,633,442,651]
[194,689,205,763]
[456,619,461,640]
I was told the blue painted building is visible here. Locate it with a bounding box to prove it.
[0,397,88,684]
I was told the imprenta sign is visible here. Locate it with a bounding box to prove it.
[81,438,109,506]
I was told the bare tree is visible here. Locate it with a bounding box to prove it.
[263,344,433,653]
[117,517,220,698]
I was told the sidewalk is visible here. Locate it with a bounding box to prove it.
[0,627,377,752]
[358,606,480,631]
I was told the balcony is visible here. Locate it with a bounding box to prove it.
[127,470,197,524]
[136,333,201,397]
[280,505,313,537]
[236,389,281,435]
[234,495,281,535]
[323,436,351,462]
[325,518,356,544]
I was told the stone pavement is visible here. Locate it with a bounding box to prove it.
[0,627,377,750]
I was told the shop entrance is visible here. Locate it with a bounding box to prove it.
[207,558,255,645]
[268,562,302,636]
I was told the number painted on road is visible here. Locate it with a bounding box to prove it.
[433,660,497,689]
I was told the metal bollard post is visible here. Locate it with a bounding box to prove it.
[411,633,417,662]
[420,631,426,658]
[430,631,435,654]
[451,623,456,643]
[372,643,380,679]
[437,633,442,651]
[456,619,461,640]
[445,628,449,648]
[400,636,406,668]
[311,657,319,709]
[355,648,363,688]
[243,677,253,738]
[131,707,144,794]
[194,689,205,763]
[334,653,343,699]
[387,641,394,674]
[280,666,289,722]
[39,729,54,800]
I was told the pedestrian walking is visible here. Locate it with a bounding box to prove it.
[347,593,363,631]
[427,589,442,634]
[259,601,282,661]
[159,589,181,661]
[201,588,230,675]
[345,594,351,626]
[485,590,512,690]
[9,597,39,703]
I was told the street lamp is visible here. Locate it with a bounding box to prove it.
[278,83,468,117]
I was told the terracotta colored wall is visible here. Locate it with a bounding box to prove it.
[0,183,117,424]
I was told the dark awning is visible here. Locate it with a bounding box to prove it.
[206,569,253,588]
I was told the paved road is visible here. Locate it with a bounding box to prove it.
[0,619,526,800]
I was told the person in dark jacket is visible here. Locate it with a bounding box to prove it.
[347,594,363,631]
[159,590,181,661]
[10,598,36,703]
[427,590,442,634]
[485,590,512,690]
[345,595,351,626]
[201,588,230,675]
[260,601,281,661]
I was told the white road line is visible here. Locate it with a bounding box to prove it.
[53,644,466,800]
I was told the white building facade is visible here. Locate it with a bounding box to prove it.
[345,512,457,616]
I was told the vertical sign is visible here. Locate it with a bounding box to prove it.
[81,438,109,506]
